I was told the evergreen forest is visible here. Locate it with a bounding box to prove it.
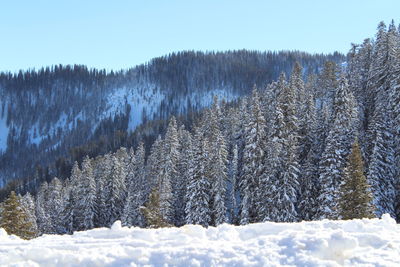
[1,21,400,237]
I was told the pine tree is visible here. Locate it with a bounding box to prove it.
[317,76,358,219]
[274,69,300,222]
[122,147,137,227]
[259,74,285,222]
[337,140,375,219]
[20,193,39,237]
[133,142,147,227]
[227,144,239,224]
[235,98,249,224]
[239,89,267,224]
[35,181,52,234]
[159,117,180,225]
[46,177,63,233]
[367,87,396,218]
[68,161,83,231]
[365,21,388,145]
[94,154,111,227]
[60,183,74,234]
[258,72,301,223]
[298,75,319,221]
[185,127,211,227]
[78,156,97,230]
[141,188,171,228]
[105,151,127,226]
[176,126,192,226]
[122,188,138,227]
[208,97,228,226]
[122,145,147,227]
[0,191,36,239]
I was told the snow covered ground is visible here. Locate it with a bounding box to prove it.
[0,215,399,267]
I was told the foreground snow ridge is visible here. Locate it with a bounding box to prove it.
[1,215,399,267]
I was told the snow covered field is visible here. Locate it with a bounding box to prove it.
[1,215,399,267]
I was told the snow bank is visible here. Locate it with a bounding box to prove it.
[0,215,399,266]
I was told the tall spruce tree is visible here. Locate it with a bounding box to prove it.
[208,97,228,226]
[134,142,147,226]
[122,148,138,227]
[227,144,239,224]
[159,117,180,225]
[317,76,358,219]
[20,193,39,237]
[69,161,82,231]
[94,154,111,227]
[46,177,63,233]
[79,156,97,230]
[365,21,388,150]
[0,191,36,239]
[105,151,127,226]
[239,89,267,224]
[60,183,74,234]
[259,74,285,222]
[122,145,147,227]
[274,69,300,222]
[35,181,51,234]
[338,140,375,219]
[367,88,396,218]
[298,75,319,221]
[185,127,211,227]
[141,188,171,228]
[176,126,192,226]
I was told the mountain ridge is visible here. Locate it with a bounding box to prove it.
[0,49,344,190]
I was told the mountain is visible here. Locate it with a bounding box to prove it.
[0,50,344,188]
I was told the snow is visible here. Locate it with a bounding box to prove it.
[1,215,399,266]
[103,85,238,133]
[126,86,165,131]
[97,85,166,132]
[27,112,71,145]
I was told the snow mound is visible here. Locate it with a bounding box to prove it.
[0,215,399,266]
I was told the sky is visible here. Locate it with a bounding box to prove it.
[0,0,399,73]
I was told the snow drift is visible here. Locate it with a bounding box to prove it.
[0,215,399,266]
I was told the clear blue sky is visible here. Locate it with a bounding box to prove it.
[1,0,399,72]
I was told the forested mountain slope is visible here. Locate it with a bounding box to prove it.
[0,50,343,188]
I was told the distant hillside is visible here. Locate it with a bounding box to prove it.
[0,50,344,188]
